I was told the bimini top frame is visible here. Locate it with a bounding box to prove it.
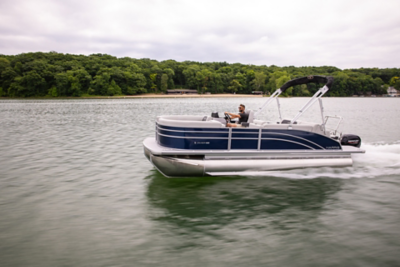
[255,75,334,127]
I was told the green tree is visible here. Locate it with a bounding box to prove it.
[276,74,291,89]
[251,72,267,92]
[0,57,10,73]
[218,71,234,92]
[300,84,310,96]
[73,68,92,92]
[1,67,18,95]
[14,62,23,75]
[246,70,256,89]
[389,76,399,86]
[48,86,58,97]
[265,71,290,95]
[149,73,158,92]
[196,69,212,93]
[1,51,400,98]
[89,73,111,95]
[68,73,82,97]
[107,80,122,96]
[8,77,24,97]
[209,72,224,94]
[228,79,242,93]
[124,72,146,95]
[163,68,175,89]
[183,65,201,89]
[160,73,168,92]
[234,72,247,93]
[55,72,69,96]
[389,76,400,90]
[21,71,46,97]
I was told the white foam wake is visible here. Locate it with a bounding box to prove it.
[247,142,400,179]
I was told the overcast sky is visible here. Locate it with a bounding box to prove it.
[1,0,399,69]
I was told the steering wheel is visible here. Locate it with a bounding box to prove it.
[224,113,230,121]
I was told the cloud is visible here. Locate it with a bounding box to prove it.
[1,0,400,69]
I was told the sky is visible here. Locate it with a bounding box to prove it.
[1,0,399,69]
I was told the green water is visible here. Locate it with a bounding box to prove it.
[0,98,399,266]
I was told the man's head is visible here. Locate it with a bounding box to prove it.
[239,104,245,113]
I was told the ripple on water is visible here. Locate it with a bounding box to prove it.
[0,98,399,267]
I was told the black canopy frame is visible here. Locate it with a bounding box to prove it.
[280,75,334,93]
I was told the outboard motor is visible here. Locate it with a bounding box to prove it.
[211,112,219,118]
[341,134,362,148]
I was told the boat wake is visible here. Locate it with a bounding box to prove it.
[247,142,400,179]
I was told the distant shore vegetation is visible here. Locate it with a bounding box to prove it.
[0,52,399,98]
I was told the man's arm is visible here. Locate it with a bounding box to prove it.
[224,112,241,119]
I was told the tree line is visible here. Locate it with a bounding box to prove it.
[0,52,399,97]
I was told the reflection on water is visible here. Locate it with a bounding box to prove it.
[144,170,400,266]
[146,172,343,244]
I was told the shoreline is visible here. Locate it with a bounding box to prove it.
[0,94,391,100]
[117,94,264,98]
[0,94,265,99]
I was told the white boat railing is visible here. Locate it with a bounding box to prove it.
[323,115,343,137]
[290,85,329,125]
[254,89,282,118]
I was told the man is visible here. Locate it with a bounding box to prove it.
[224,104,249,127]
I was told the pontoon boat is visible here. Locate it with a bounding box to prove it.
[143,75,365,177]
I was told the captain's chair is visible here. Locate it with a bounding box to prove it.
[247,110,254,123]
[230,110,255,126]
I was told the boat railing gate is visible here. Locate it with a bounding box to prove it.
[323,115,343,137]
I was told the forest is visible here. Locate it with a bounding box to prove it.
[0,52,399,97]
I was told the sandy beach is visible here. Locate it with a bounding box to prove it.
[0,93,266,100]
[117,93,264,99]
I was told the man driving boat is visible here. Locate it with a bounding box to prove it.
[224,104,249,127]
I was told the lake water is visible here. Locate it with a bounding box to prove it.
[0,97,399,266]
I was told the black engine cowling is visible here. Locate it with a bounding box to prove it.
[341,134,361,148]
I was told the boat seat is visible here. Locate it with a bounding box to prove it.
[247,110,254,123]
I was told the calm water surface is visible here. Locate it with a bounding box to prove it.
[0,98,399,266]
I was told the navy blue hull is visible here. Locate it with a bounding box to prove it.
[156,124,342,151]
